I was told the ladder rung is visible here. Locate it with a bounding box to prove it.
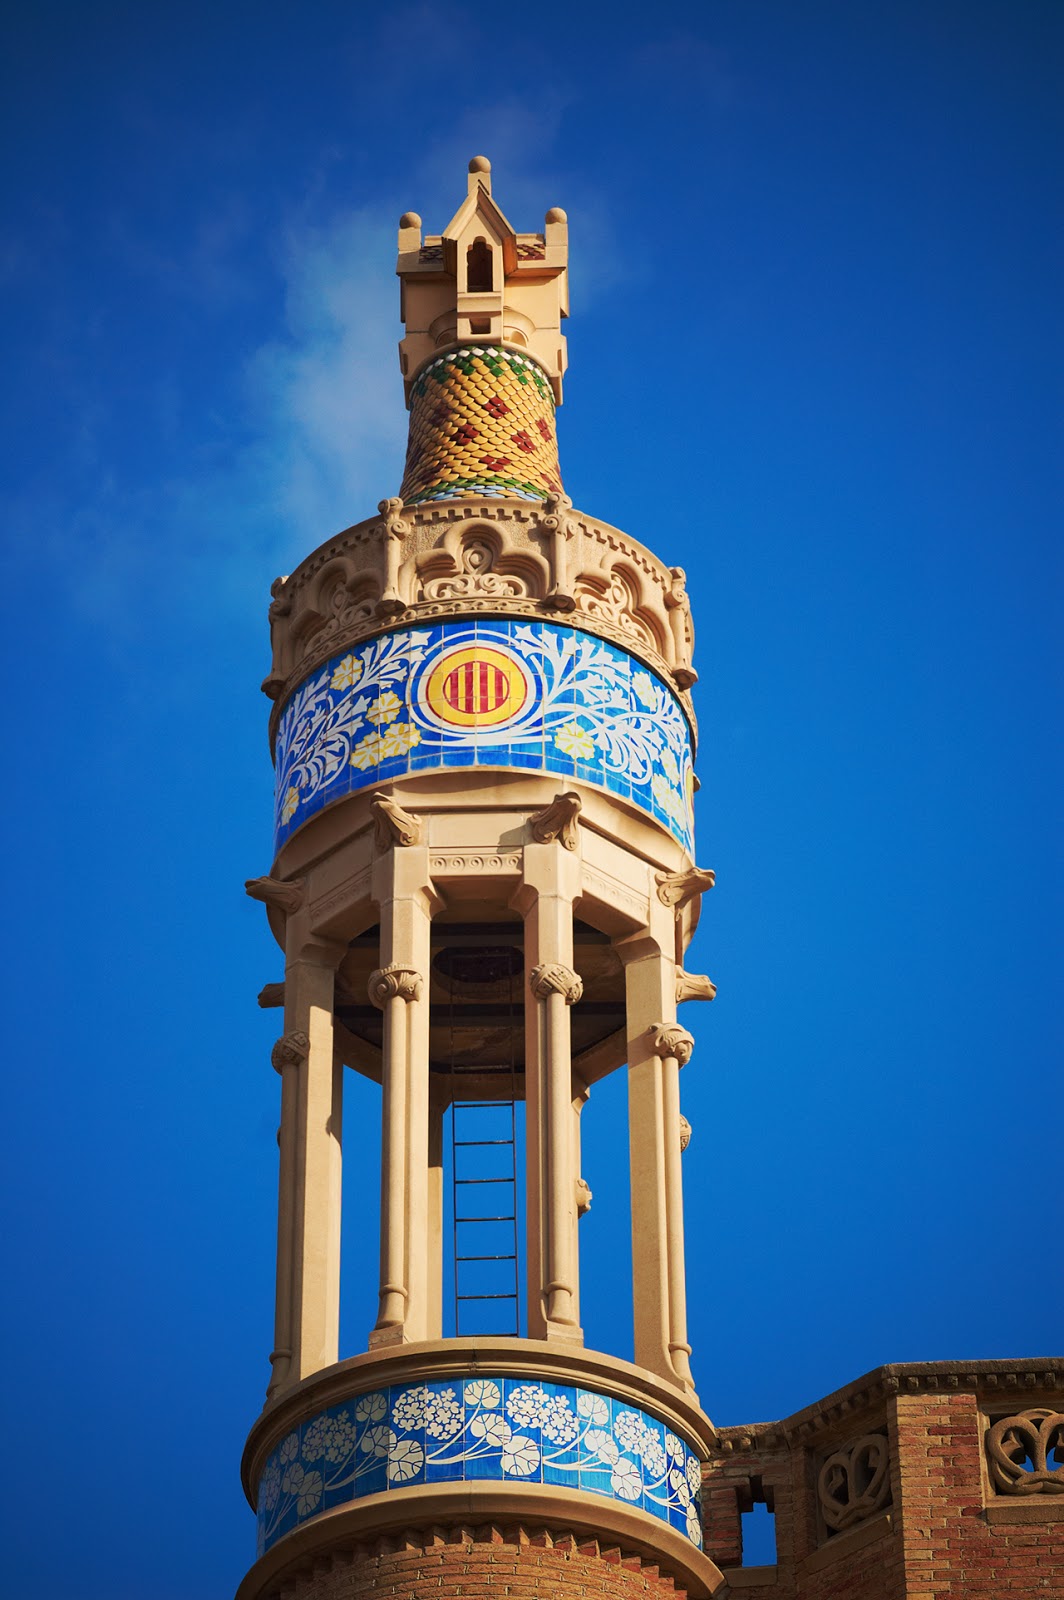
[456,1253,517,1262]
[457,1214,516,1223]
[454,1139,513,1147]
[457,1293,519,1301]
[455,1177,514,1185]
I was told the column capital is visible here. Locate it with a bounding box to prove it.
[648,1023,695,1067]
[369,965,423,1007]
[530,962,583,1004]
[271,1030,310,1072]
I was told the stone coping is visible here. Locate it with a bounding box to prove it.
[711,1358,1064,1451]
[234,1483,727,1600]
[243,1337,714,1506]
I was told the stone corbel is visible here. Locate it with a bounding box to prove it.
[676,969,717,1003]
[530,962,584,1005]
[648,1023,695,1067]
[368,965,424,1006]
[270,1031,309,1073]
[371,792,424,851]
[664,566,698,690]
[540,492,577,611]
[529,791,582,851]
[258,982,285,1009]
[655,866,716,910]
[375,497,411,617]
[245,875,306,914]
[575,1176,593,1216]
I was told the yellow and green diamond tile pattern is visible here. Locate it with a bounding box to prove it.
[399,345,563,505]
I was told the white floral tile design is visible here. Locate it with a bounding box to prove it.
[255,1377,704,1557]
[273,621,695,853]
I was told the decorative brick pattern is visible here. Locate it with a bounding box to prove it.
[270,1524,687,1600]
[399,346,562,505]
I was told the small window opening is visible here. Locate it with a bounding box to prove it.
[739,1477,777,1568]
[467,237,494,292]
[469,317,491,335]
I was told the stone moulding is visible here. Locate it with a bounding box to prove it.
[261,498,698,745]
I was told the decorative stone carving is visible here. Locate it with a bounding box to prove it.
[371,791,424,850]
[368,966,423,1007]
[987,1409,1064,1495]
[676,969,717,1003]
[271,1031,309,1072]
[245,875,306,913]
[679,1114,692,1152]
[575,565,657,653]
[817,1433,892,1534]
[421,535,527,601]
[529,963,584,1004]
[648,1024,695,1067]
[575,1176,593,1216]
[529,791,583,850]
[375,498,411,616]
[656,866,716,910]
[541,491,577,610]
[257,982,285,1009]
[665,566,698,689]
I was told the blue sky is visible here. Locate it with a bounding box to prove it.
[2,2,1061,1594]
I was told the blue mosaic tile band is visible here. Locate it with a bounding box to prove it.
[273,620,694,854]
[255,1376,704,1558]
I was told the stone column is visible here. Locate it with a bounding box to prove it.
[621,898,696,1394]
[515,842,583,1343]
[268,933,346,1398]
[369,844,439,1346]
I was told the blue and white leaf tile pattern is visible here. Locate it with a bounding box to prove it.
[256,1377,704,1558]
[273,620,695,854]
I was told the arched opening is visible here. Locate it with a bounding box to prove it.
[466,236,494,292]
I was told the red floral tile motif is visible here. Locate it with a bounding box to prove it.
[431,405,451,427]
[511,430,536,453]
[479,454,511,470]
[537,418,552,441]
[484,396,509,417]
[453,423,478,443]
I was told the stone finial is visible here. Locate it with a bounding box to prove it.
[655,866,716,910]
[368,966,423,1007]
[371,792,424,851]
[575,1177,593,1216]
[648,1024,695,1067]
[529,963,584,1005]
[529,791,583,850]
[676,969,717,1003]
[245,875,306,913]
[679,1114,692,1152]
[271,1032,309,1073]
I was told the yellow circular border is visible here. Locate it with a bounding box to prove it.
[423,645,531,729]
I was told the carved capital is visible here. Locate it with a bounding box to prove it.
[679,1114,692,1152]
[376,496,410,540]
[368,965,423,1007]
[245,875,306,914]
[371,791,424,850]
[271,1031,309,1073]
[529,791,582,851]
[648,1023,695,1066]
[676,969,717,1003]
[818,1434,892,1534]
[529,962,583,1004]
[655,866,716,910]
[987,1409,1064,1496]
[575,1176,593,1216]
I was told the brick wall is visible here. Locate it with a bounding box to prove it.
[270,1524,689,1599]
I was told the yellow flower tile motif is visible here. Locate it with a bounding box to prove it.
[366,690,402,726]
[281,785,299,823]
[350,730,383,770]
[633,672,657,710]
[330,654,363,690]
[378,722,421,760]
[554,720,595,760]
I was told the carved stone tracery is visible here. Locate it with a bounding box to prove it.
[987,1409,1064,1496]
[817,1432,892,1534]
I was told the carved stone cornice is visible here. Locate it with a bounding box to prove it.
[648,1024,695,1067]
[529,791,582,850]
[271,1031,309,1072]
[261,499,698,748]
[371,792,424,850]
[245,875,306,913]
[529,962,583,1004]
[676,969,717,1003]
[656,866,715,910]
[368,966,423,1007]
